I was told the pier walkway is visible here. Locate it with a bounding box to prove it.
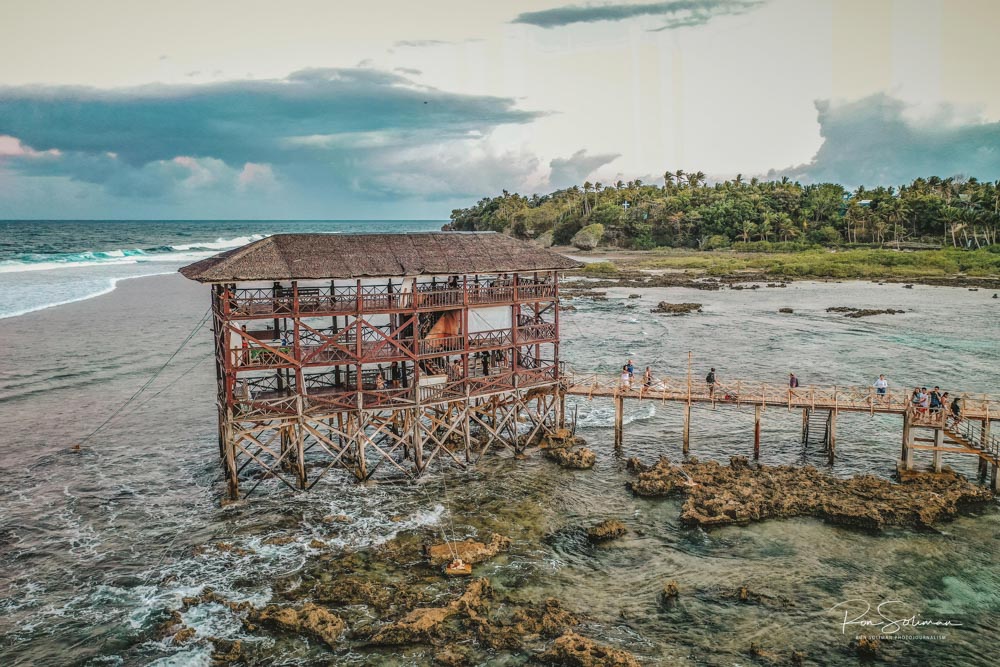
[562,371,999,489]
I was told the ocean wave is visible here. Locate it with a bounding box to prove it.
[0,234,266,274]
[575,401,656,428]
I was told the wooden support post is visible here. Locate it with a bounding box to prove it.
[354,414,368,481]
[614,394,624,453]
[412,408,424,472]
[991,463,999,493]
[682,403,691,455]
[933,428,944,473]
[753,404,761,460]
[558,389,566,430]
[223,411,239,499]
[801,408,809,444]
[904,420,915,471]
[901,410,910,465]
[827,411,837,464]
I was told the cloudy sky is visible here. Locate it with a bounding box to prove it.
[1,0,998,219]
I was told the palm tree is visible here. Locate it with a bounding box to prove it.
[663,171,674,190]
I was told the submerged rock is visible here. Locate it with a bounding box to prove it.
[545,446,597,469]
[850,635,880,659]
[827,306,905,318]
[425,533,512,566]
[627,456,993,529]
[586,520,627,543]
[248,602,346,648]
[539,631,641,667]
[659,580,680,607]
[650,301,702,315]
[778,307,794,313]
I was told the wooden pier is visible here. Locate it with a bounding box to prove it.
[564,371,1000,490]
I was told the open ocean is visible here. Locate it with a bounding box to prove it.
[0,220,444,319]
[1,220,998,666]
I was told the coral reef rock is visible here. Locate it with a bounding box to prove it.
[425,533,512,566]
[650,302,702,315]
[248,602,346,648]
[627,456,993,529]
[586,520,627,543]
[539,631,641,667]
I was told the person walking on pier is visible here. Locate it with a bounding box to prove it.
[643,366,654,388]
[706,368,716,398]
[620,365,632,390]
[950,395,962,424]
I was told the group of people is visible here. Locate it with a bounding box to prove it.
[909,385,962,421]
[619,359,654,390]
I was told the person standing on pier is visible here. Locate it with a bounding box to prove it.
[620,365,632,390]
[643,366,653,387]
[788,373,799,389]
[706,367,716,397]
[626,359,635,379]
[929,386,943,412]
[874,375,888,399]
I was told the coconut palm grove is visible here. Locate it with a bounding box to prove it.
[448,172,1000,251]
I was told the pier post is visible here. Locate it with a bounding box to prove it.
[827,411,837,464]
[223,409,239,500]
[933,428,944,473]
[753,405,761,460]
[558,389,566,430]
[614,394,624,453]
[901,410,910,466]
[991,463,999,493]
[801,408,809,444]
[904,424,915,471]
[682,403,691,455]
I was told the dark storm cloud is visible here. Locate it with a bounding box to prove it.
[511,0,764,30]
[548,149,620,188]
[773,94,1000,187]
[0,68,539,168]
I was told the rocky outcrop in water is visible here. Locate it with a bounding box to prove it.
[541,429,596,469]
[826,306,906,318]
[650,302,702,315]
[539,631,642,667]
[368,578,584,651]
[425,533,512,566]
[247,602,346,648]
[586,520,627,543]
[627,456,993,529]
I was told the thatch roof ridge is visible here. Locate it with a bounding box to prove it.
[179,231,582,282]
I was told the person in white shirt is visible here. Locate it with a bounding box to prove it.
[620,365,632,390]
[874,375,889,400]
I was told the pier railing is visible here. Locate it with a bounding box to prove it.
[562,370,996,420]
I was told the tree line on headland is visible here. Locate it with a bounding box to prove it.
[447,172,1000,252]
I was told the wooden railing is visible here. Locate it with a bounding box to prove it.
[562,370,996,419]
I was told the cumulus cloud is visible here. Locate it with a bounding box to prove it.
[772,94,1000,187]
[0,68,545,202]
[511,0,764,30]
[548,149,620,188]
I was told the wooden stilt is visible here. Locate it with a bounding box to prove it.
[827,411,836,464]
[801,408,809,444]
[614,394,624,453]
[753,404,761,460]
[991,463,999,492]
[682,403,691,455]
[901,410,910,466]
[933,428,944,472]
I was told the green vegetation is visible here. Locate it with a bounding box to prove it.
[449,172,1000,252]
[570,223,604,250]
[579,261,619,277]
[635,247,1000,279]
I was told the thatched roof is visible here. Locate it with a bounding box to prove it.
[179,232,582,282]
